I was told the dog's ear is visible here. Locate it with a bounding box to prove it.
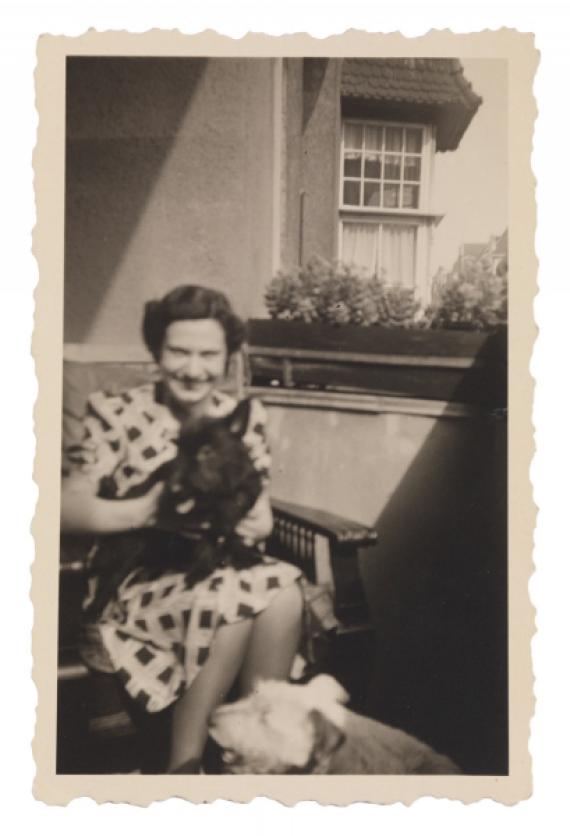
[306,674,350,706]
[308,709,346,772]
[224,399,251,438]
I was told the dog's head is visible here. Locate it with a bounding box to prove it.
[208,675,350,774]
[159,398,262,528]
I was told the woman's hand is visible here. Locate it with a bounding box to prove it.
[235,491,273,543]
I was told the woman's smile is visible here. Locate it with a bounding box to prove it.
[165,375,214,403]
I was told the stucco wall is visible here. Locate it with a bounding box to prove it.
[279,58,341,272]
[267,402,507,774]
[65,57,275,345]
[300,59,342,265]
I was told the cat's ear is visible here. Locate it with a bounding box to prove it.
[225,398,251,437]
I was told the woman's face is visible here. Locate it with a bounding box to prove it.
[158,319,228,411]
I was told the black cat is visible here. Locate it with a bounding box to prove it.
[83,399,264,621]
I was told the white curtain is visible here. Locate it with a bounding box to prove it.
[381,224,416,287]
[342,222,417,286]
[342,223,379,277]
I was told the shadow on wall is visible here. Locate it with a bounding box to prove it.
[360,338,508,775]
[302,58,330,130]
[65,57,207,342]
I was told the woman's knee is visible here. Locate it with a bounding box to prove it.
[265,581,303,624]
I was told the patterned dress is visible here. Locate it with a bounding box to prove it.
[64,383,303,713]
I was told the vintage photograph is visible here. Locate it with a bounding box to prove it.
[33,31,535,804]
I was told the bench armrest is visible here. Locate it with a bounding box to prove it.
[271,498,377,549]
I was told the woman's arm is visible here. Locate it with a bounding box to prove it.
[61,478,164,535]
[234,398,274,543]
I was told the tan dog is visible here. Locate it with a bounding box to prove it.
[209,675,461,774]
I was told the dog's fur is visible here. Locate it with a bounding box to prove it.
[209,675,461,775]
[84,399,264,620]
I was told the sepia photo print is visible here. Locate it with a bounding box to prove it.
[33,30,537,805]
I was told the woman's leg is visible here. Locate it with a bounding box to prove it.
[239,582,303,694]
[168,618,253,771]
[168,582,303,771]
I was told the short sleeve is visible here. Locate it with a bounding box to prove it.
[62,391,125,488]
[242,398,272,484]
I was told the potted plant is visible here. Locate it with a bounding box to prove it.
[247,257,507,406]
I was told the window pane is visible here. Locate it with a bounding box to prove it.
[364,125,382,151]
[381,224,416,287]
[343,180,361,205]
[402,184,420,208]
[344,153,362,177]
[383,183,400,208]
[364,182,381,206]
[405,128,423,153]
[384,154,402,180]
[342,223,380,277]
[344,123,363,149]
[364,154,381,179]
[385,126,403,152]
[404,155,422,181]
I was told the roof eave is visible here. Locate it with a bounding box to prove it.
[341,95,482,152]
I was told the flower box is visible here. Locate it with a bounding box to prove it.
[247,319,507,408]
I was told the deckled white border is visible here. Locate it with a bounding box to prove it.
[2,0,568,830]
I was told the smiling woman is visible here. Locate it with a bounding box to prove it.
[60,284,305,774]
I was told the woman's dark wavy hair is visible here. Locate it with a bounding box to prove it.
[142,285,246,360]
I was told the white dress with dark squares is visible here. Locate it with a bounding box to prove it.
[64,384,302,713]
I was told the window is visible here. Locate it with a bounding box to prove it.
[339,119,435,291]
[341,121,425,211]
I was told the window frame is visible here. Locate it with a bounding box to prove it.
[339,118,433,216]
